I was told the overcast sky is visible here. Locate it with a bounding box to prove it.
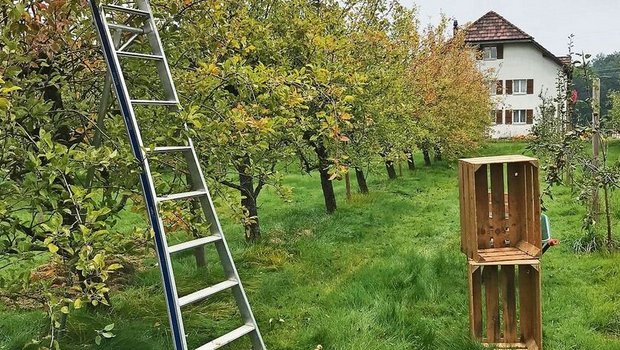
[399,0,619,57]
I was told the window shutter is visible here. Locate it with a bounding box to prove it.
[506,80,513,95]
[505,110,512,124]
[497,44,504,59]
[496,80,503,95]
[527,79,534,94]
[495,110,503,124]
[526,109,534,124]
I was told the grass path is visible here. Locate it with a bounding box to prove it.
[2,141,620,349]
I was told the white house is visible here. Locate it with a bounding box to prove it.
[463,11,569,138]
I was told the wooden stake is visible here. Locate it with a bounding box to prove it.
[592,77,600,219]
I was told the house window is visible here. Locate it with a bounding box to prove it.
[513,79,527,94]
[483,46,498,60]
[513,109,527,124]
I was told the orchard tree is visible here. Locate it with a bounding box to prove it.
[0,1,150,346]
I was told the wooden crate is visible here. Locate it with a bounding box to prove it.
[459,156,542,262]
[468,260,542,350]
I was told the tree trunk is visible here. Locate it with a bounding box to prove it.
[385,160,397,179]
[355,167,369,194]
[422,148,431,166]
[406,151,415,170]
[434,145,442,161]
[345,171,352,200]
[238,155,260,242]
[315,141,337,213]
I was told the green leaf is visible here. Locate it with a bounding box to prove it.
[47,243,59,254]
[95,335,102,345]
[101,332,115,339]
[107,263,122,271]
[104,323,115,331]
[60,306,69,314]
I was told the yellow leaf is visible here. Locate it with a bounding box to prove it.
[48,243,59,254]
[60,306,69,314]
[74,298,82,309]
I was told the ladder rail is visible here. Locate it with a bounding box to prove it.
[89,2,187,349]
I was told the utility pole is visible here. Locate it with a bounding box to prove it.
[591,77,601,220]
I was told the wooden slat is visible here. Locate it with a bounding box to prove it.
[482,342,528,349]
[472,259,540,266]
[479,247,518,253]
[531,165,542,253]
[475,165,489,251]
[484,266,500,342]
[526,338,540,350]
[482,254,532,262]
[524,164,535,249]
[469,264,483,338]
[519,265,534,344]
[532,266,542,349]
[459,161,467,254]
[516,241,541,257]
[501,266,517,342]
[460,155,538,165]
[467,163,479,259]
[508,162,526,250]
[490,164,506,251]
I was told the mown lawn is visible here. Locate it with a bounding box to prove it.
[2,141,620,350]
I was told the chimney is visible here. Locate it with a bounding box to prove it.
[453,19,459,36]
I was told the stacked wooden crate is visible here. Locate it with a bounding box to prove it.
[458,155,542,350]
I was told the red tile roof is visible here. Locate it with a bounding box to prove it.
[464,11,568,67]
[464,11,532,42]
[558,55,572,66]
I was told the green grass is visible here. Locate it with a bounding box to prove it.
[2,141,620,349]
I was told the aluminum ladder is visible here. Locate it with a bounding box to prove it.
[88,1,266,349]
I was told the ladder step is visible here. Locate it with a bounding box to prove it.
[156,190,207,202]
[178,280,238,307]
[107,23,145,34]
[117,51,163,60]
[102,4,150,17]
[196,324,256,350]
[147,145,193,154]
[168,235,222,254]
[131,99,179,106]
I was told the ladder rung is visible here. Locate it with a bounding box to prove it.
[102,4,150,16]
[196,325,255,350]
[131,99,179,106]
[107,23,144,34]
[147,146,193,154]
[117,51,163,60]
[168,235,222,254]
[156,190,206,202]
[178,280,238,307]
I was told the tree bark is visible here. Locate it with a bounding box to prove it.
[385,160,397,179]
[434,145,442,161]
[422,148,431,166]
[315,141,337,213]
[406,151,415,170]
[238,155,261,242]
[355,167,369,194]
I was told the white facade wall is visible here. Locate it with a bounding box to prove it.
[480,42,563,138]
